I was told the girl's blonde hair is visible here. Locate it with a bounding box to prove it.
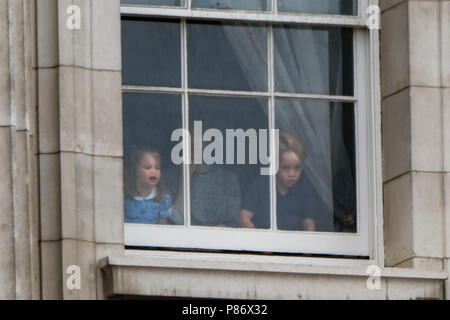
[279,133,306,165]
[124,146,167,203]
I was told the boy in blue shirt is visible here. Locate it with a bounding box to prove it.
[240,133,316,231]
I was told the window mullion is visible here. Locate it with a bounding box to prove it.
[359,0,369,21]
[268,24,277,232]
[181,18,191,228]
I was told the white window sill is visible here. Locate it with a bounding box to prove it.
[99,250,448,299]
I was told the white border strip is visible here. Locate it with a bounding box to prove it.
[125,223,369,256]
[122,86,358,102]
[120,6,366,27]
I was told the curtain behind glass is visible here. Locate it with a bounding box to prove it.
[278,0,357,15]
[219,23,355,232]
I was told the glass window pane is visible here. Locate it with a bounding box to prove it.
[274,26,353,96]
[120,0,184,7]
[188,21,268,92]
[184,96,270,229]
[275,99,356,233]
[123,93,184,226]
[192,0,270,11]
[122,18,181,87]
[278,0,357,15]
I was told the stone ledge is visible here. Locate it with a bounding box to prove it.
[99,251,448,300]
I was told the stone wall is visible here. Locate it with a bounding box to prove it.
[37,0,124,299]
[0,0,40,300]
[0,0,449,300]
[380,0,450,296]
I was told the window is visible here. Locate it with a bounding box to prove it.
[121,0,377,257]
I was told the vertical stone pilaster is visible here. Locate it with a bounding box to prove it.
[56,0,124,300]
[0,0,11,123]
[0,128,16,299]
[0,0,39,300]
[36,0,124,299]
[0,0,16,300]
[10,0,26,131]
[442,1,450,300]
[13,130,32,299]
[37,0,62,300]
[381,0,447,278]
[26,0,41,301]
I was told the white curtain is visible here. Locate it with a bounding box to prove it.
[220,17,354,231]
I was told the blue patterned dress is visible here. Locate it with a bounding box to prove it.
[124,189,173,224]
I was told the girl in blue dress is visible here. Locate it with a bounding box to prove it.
[124,147,172,224]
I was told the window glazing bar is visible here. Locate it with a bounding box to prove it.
[122,86,358,103]
[181,18,191,228]
[268,23,277,232]
[120,6,366,28]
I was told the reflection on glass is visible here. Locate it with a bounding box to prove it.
[123,93,183,226]
[192,0,270,11]
[278,0,357,15]
[169,96,270,229]
[120,0,184,6]
[274,26,353,96]
[275,99,356,233]
[188,21,268,92]
[122,18,181,87]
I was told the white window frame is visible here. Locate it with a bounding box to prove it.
[121,0,383,261]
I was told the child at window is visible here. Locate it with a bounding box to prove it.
[124,147,172,225]
[240,133,316,231]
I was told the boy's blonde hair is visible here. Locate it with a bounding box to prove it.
[124,146,167,203]
[279,133,306,165]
